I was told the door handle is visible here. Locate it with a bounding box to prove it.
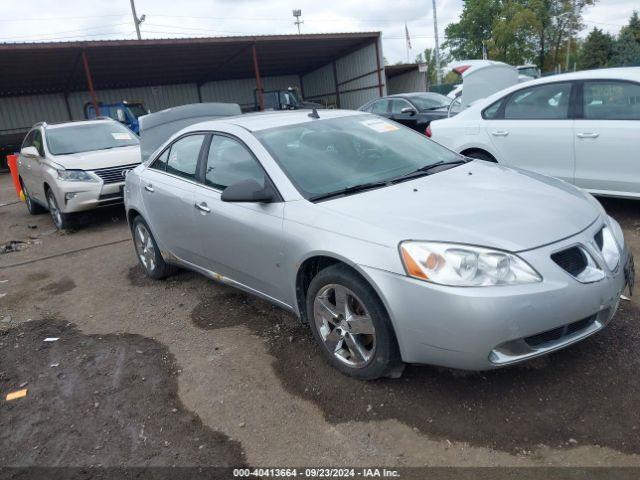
[194,202,211,213]
[577,132,599,139]
[491,130,509,137]
[144,184,154,192]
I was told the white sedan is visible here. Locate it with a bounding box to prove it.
[430,67,640,199]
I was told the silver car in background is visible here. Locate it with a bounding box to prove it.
[124,110,634,379]
[18,119,140,229]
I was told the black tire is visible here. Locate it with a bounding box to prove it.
[464,150,497,162]
[45,188,73,230]
[306,264,402,380]
[131,216,176,280]
[21,179,46,215]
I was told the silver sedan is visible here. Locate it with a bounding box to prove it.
[124,110,634,379]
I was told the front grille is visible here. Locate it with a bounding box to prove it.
[524,315,596,348]
[92,163,138,184]
[551,247,588,277]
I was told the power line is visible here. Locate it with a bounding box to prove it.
[0,14,128,23]
[0,23,131,41]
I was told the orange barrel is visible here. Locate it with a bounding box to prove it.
[6,154,24,201]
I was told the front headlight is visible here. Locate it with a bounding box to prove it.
[57,169,98,183]
[600,226,620,271]
[399,241,542,286]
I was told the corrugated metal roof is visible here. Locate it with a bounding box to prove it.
[0,32,381,96]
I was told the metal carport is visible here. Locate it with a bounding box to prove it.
[0,32,386,163]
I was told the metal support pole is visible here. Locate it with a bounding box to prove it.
[374,39,384,97]
[332,61,341,108]
[252,44,264,111]
[130,0,142,40]
[432,0,442,84]
[81,51,100,116]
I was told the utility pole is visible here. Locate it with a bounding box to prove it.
[565,0,575,72]
[292,10,303,34]
[129,0,145,40]
[432,0,442,84]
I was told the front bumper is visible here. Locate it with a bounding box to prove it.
[54,181,125,213]
[362,221,630,371]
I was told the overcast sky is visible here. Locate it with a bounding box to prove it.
[1,0,636,64]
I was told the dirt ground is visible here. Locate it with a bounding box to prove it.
[1,173,640,469]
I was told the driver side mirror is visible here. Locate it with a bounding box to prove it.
[401,107,417,116]
[221,178,277,203]
[20,146,40,158]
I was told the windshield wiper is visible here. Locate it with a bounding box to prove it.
[310,180,390,202]
[424,105,448,110]
[390,159,468,183]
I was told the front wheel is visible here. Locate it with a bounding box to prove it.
[21,180,45,215]
[132,216,176,280]
[46,188,73,230]
[306,264,402,380]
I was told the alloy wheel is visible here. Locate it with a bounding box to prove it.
[46,191,63,228]
[134,223,156,272]
[313,284,376,368]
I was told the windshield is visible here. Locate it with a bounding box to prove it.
[127,104,148,119]
[47,122,139,156]
[405,93,450,110]
[255,114,462,199]
[518,67,539,78]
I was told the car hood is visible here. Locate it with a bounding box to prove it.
[52,145,141,170]
[315,161,599,252]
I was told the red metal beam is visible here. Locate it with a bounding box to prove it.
[252,44,264,111]
[81,50,100,116]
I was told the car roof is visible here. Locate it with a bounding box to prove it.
[185,109,368,133]
[473,67,640,108]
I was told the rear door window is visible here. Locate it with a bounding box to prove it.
[583,81,640,120]
[504,83,572,120]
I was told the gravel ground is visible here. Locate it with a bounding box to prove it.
[1,173,639,469]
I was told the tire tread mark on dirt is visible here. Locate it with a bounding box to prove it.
[191,288,640,455]
[0,319,247,468]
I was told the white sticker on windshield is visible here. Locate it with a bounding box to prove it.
[112,132,131,140]
[360,119,400,133]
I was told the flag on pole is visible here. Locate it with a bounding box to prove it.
[405,23,412,50]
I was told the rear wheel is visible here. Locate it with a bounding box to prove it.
[132,216,176,280]
[21,180,45,215]
[46,188,73,230]
[306,264,402,380]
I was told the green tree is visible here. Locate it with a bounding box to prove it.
[443,0,501,60]
[613,28,640,66]
[444,0,596,72]
[578,27,614,69]
[611,11,640,66]
[415,48,448,85]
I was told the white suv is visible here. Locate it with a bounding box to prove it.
[430,67,640,199]
[18,119,141,229]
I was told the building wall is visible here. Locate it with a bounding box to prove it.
[67,83,200,119]
[302,39,385,110]
[387,70,427,95]
[0,93,69,135]
[200,75,300,109]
